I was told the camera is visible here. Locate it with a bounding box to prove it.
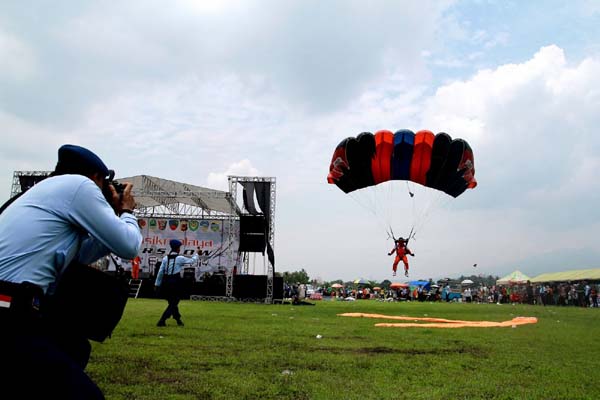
[102,178,126,205]
[111,180,126,196]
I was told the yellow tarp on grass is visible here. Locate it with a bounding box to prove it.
[338,313,538,328]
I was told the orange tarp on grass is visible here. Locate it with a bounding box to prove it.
[338,313,538,328]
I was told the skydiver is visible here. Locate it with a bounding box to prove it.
[388,237,415,277]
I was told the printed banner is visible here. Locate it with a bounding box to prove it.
[136,217,240,280]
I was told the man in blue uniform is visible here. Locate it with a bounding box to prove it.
[0,144,142,399]
[155,239,200,327]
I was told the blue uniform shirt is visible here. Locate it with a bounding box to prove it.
[155,251,198,287]
[0,174,142,293]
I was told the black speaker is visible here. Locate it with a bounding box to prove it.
[19,175,48,193]
[239,215,266,252]
[192,274,227,296]
[231,275,283,300]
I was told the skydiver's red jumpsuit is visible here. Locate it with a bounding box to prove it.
[132,256,141,279]
[389,241,414,277]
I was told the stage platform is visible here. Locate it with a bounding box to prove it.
[115,272,284,302]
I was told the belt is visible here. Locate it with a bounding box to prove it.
[0,280,44,316]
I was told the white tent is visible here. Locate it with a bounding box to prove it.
[496,270,531,285]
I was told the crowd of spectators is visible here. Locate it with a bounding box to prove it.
[533,282,598,307]
[306,280,600,307]
[452,281,599,307]
[326,285,438,302]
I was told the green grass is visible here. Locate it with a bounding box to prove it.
[89,299,600,400]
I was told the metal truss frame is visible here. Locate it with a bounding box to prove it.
[132,175,239,219]
[227,175,276,304]
[10,171,52,197]
[134,205,232,219]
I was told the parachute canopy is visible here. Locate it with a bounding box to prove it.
[327,129,477,198]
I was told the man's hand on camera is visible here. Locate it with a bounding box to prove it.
[119,183,137,214]
[107,181,136,215]
[105,184,121,212]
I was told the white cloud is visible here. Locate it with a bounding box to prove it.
[0,0,453,126]
[0,111,71,200]
[421,45,600,167]
[408,45,600,270]
[0,28,36,80]
[206,160,261,191]
[483,31,509,49]
[2,1,600,282]
[581,0,600,15]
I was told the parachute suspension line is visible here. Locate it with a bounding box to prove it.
[404,181,422,242]
[381,181,394,234]
[347,183,397,240]
[412,184,429,235]
[410,188,428,238]
[374,183,397,240]
[375,180,420,244]
[403,181,446,244]
[342,174,455,245]
[411,189,452,239]
[344,167,380,216]
[384,181,401,241]
[387,225,396,242]
[406,181,414,198]
[347,190,379,220]
[405,226,415,245]
[385,182,416,244]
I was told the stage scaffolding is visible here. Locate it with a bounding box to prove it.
[228,176,276,304]
[120,175,239,219]
[10,171,52,197]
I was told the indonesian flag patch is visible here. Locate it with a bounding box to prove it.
[0,294,12,308]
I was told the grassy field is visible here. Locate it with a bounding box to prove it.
[89,298,600,400]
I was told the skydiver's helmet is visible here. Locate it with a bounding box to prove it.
[396,237,405,244]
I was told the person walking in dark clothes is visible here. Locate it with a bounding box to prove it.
[155,240,200,326]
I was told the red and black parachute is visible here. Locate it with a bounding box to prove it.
[327,129,476,198]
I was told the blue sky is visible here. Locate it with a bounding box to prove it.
[1,0,600,283]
